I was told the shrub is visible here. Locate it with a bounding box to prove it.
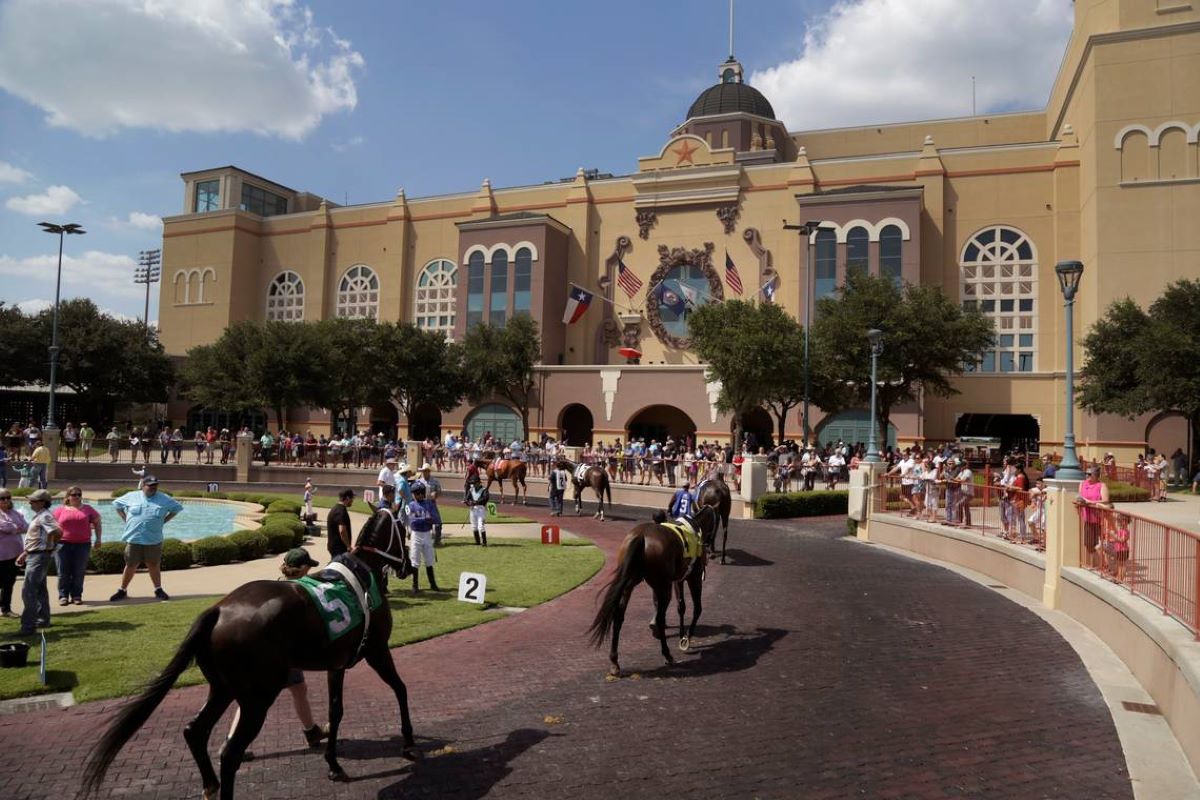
[265,499,302,515]
[1105,480,1151,502]
[161,538,194,571]
[755,491,849,519]
[262,513,305,535]
[191,536,239,566]
[261,527,296,554]
[109,486,140,498]
[226,529,269,561]
[11,487,60,497]
[89,542,128,574]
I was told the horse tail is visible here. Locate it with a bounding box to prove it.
[588,534,644,647]
[81,605,220,797]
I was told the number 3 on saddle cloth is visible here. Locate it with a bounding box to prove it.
[293,556,384,646]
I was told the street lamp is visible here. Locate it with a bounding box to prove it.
[783,218,831,445]
[37,221,86,430]
[864,328,884,463]
[135,249,162,334]
[1054,259,1085,480]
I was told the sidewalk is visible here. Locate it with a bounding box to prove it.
[1115,490,1200,535]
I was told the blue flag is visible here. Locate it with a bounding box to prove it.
[655,280,687,316]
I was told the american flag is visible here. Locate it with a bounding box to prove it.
[617,258,643,298]
[725,251,744,295]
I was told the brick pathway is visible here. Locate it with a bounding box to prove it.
[0,507,1132,799]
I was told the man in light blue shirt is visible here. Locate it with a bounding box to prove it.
[109,476,183,601]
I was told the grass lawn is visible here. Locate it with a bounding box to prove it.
[0,537,601,703]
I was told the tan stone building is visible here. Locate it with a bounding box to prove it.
[159,0,1199,460]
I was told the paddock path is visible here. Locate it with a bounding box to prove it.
[0,507,1133,799]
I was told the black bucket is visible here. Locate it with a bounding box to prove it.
[0,641,31,668]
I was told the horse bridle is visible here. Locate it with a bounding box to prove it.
[356,508,409,569]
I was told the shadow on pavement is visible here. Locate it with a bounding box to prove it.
[644,626,787,679]
[715,549,774,567]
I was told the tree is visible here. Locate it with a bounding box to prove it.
[812,272,995,450]
[0,302,40,387]
[376,322,466,438]
[180,322,266,426]
[1079,279,1200,460]
[461,315,541,439]
[312,317,389,433]
[249,321,328,430]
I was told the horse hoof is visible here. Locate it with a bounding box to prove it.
[608,665,622,678]
[679,636,690,651]
[203,786,220,800]
[401,747,420,762]
[328,768,351,783]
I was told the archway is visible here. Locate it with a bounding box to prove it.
[954,413,1040,456]
[816,409,896,451]
[370,403,400,439]
[1145,410,1190,470]
[627,404,696,445]
[465,403,523,444]
[559,403,594,446]
[407,402,441,441]
[739,407,774,451]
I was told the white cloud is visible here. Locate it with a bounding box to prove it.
[5,185,83,216]
[752,0,1074,131]
[11,297,141,323]
[0,160,33,184]
[331,135,364,153]
[0,0,365,139]
[0,250,141,299]
[127,212,163,231]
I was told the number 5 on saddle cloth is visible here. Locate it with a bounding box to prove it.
[293,558,384,642]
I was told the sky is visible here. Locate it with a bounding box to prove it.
[0,0,1075,324]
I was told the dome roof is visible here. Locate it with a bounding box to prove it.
[686,82,776,120]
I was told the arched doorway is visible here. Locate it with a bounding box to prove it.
[559,403,594,446]
[407,402,442,442]
[954,413,1039,456]
[370,403,400,439]
[739,407,774,451]
[465,403,523,444]
[816,409,896,451]
[627,405,696,445]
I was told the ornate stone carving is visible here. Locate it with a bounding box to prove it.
[645,242,724,349]
[716,204,740,235]
[743,227,776,300]
[635,209,657,240]
[600,318,623,347]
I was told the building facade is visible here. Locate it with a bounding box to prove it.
[159,0,1200,460]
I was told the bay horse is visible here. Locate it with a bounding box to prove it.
[587,505,719,676]
[482,454,529,504]
[81,510,416,800]
[696,475,732,563]
[562,458,612,520]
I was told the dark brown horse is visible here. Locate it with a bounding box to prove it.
[587,505,719,676]
[482,455,528,504]
[696,475,733,563]
[81,510,416,800]
[562,459,612,520]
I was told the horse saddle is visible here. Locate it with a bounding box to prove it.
[493,459,511,472]
[294,556,382,643]
[661,518,703,561]
[573,464,591,483]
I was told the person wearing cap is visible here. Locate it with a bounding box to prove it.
[416,463,444,546]
[224,547,329,760]
[465,471,490,546]
[395,464,416,528]
[109,477,184,602]
[405,483,442,592]
[15,489,61,635]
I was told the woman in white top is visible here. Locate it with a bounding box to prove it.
[954,461,974,527]
[826,451,846,490]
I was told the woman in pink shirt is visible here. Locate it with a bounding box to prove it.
[1075,466,1110,570]
[53,486,102,605]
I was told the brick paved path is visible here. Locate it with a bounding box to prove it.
[0,509,1132,800]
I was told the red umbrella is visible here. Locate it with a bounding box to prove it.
[618,346,642,360]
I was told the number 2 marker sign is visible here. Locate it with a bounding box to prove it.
[458,571,487,604]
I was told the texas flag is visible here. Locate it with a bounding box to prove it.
[562,285,594,325]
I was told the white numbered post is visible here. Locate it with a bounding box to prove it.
[457,571,487,604]
[363,489,376,504]
[206,482,220,493]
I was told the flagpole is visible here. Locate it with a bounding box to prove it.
[570,282,639,314]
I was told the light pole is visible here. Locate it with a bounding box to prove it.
[135,249,162,334]
[783,218,830,445]
[1054,260,1085,480]
[865,328,884,463]
[37,222,86,430]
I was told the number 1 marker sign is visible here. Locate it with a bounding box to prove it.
[458,571,487,604]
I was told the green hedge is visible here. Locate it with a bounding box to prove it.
[262,513,306,535]
[10,487,61,498]
[756,490,849,519]
[89,542,127,574]
[173,489,229,499]
[226,530,269,561]
[265,499,302,515]
[109,486,141,498]
[161,538,194,571]
[261,527,297,554]
[1104,480,1151,502]
[191,536,239,566]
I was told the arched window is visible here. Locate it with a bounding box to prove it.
[265,271,305,321]
[879,225,903,287]
[513,247,532,317]
[846,226,869,278]
[466,251,485,330]
[414,259,457,335]
[960,226,1037,373]
[489,250,509,327]
[336,264,379,319]
[814,229,837,301]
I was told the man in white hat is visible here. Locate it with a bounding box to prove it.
[377,455,398,496]
[416,463,444,546]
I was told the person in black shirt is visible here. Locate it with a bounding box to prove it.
[326,488,354,556]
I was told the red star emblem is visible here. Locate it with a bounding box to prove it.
[673,140,699,165]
